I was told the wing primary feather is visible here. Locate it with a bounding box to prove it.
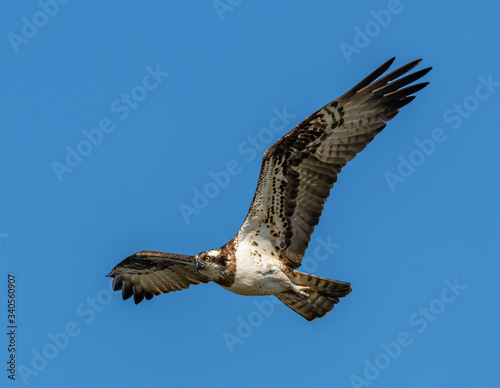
[363,59,424,93]
[373,67,432,95]
[133,285,145,304]
[112,275,122,291]
[122,282,133,300]
[383,82,430,100]
[344,57,396,95]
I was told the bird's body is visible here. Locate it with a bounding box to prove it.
[222,237,298,296]
[107,58,431,320]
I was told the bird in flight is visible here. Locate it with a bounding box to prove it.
[107,58,431,321]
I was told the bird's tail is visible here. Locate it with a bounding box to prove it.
[276,271,352,321]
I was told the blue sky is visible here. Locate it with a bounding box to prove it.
[1,1,499,387]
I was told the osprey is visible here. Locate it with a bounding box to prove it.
[107,58,431,321]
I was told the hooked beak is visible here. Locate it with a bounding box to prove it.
[195,260,206,272]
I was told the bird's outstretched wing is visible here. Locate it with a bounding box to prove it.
[238,58,431,269]
[106,251,210,304]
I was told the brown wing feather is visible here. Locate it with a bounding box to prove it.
[239,58,431,268]
[106,251,210,304]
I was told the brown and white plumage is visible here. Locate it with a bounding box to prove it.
[107,58,431,320]
[240,57,430,268]
[107,251,209,304]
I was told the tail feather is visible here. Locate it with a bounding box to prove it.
[276,271,352,321]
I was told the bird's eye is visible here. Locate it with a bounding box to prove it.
[204,256,210,262]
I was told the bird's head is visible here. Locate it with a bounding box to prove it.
[193,249,227,281]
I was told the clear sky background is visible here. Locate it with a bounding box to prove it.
[1,1,499,387]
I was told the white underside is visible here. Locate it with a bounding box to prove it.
[222,238,297,296]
